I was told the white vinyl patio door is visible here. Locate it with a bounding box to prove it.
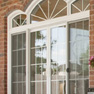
[30,24,67,94]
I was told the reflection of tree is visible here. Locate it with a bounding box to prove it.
[36,31,57,75]
[79,46,89,76]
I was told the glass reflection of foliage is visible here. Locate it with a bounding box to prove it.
[51,62,58,75]
[79,46,89,76]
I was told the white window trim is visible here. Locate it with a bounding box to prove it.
[7,0,90,94]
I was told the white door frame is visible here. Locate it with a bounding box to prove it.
[8,10,89,94]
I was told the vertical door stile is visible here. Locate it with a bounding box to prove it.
[47,28,51,94]
[66,22,69,94]
[26,29,30,94]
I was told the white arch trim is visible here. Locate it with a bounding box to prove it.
[8,0,78,30]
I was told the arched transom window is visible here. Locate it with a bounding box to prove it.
[8,0,90,94]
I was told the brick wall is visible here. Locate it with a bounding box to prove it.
[90,0,94,88]
[0,0,30,94]
[0,0,93,93]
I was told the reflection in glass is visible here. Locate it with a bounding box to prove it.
[71,0,90,14]
[12,33,26,94]
[30,0,67,23]
[18,34,23,49]
[12,51,17,66]
[31,82,46,94]
[51,81,66,94]
[69,20,89,94]
[18,50,22,65]
[23,50,26,65]
[18,83,22,94]
[51,26,66,94]
[18,67,23,81]
[31,30,46,47]
[23,83,26,94]
[12,14,27,28]
[30,30,47,94]
[70,80,88,94]
[12,67,17,82]
[12,83,18,94]
[12,35,18,50]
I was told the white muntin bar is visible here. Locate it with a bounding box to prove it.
[47,28,51,94]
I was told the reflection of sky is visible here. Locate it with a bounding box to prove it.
[51,26,66,66]
[35,27,89,66]
[35,30,46,47]
[70,28,89,64]
[35,26,67,66]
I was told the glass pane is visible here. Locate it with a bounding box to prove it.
[31,82,35,94]
[42,64,47,80]
[20,14,26,25]
[31,48,42,64]
[31,66,35,81]
[18,83,22,94]
[31,4,45,23]
[35,30,47,47]
[36,31,42,47]
[31,82,43,94]
[23,50,26,65]
[71,0,90,14]
[51,26,66,45]
[30,65,46,81]
[52,0,67,18]
[83,20,89,39]
[42,47,47,63]
[83,0,89,10]
[12,33,26,94]
[18,50,22,65]
[31,32,35,47]
[23,66,26,81]
[12,83,18,94]
[69,20,89,94]
[42,82,47,94]
[18,67,23,81]
[70,23,76,42]
[18,34,23,49]
[59,81,66,94]
[31,49,36,64]
[12,14,27,27]
[23,33,26,48]
[30,0,67,23]
[12,67,18,82]
[72,0,82,12]
[76,21,83,40]
[31,30,46,47]
[37,82,42,94]
[12,35,18,50]
[52,81,56,94]
[51,26,66,81]
[71,5,79,14]
[69,80,89,94]
[12,51,17,66]
[36,48,42,64]
[36,65,42,81]
[51,26,66,94]
[12,15,20,27]
[23,83,26,94]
